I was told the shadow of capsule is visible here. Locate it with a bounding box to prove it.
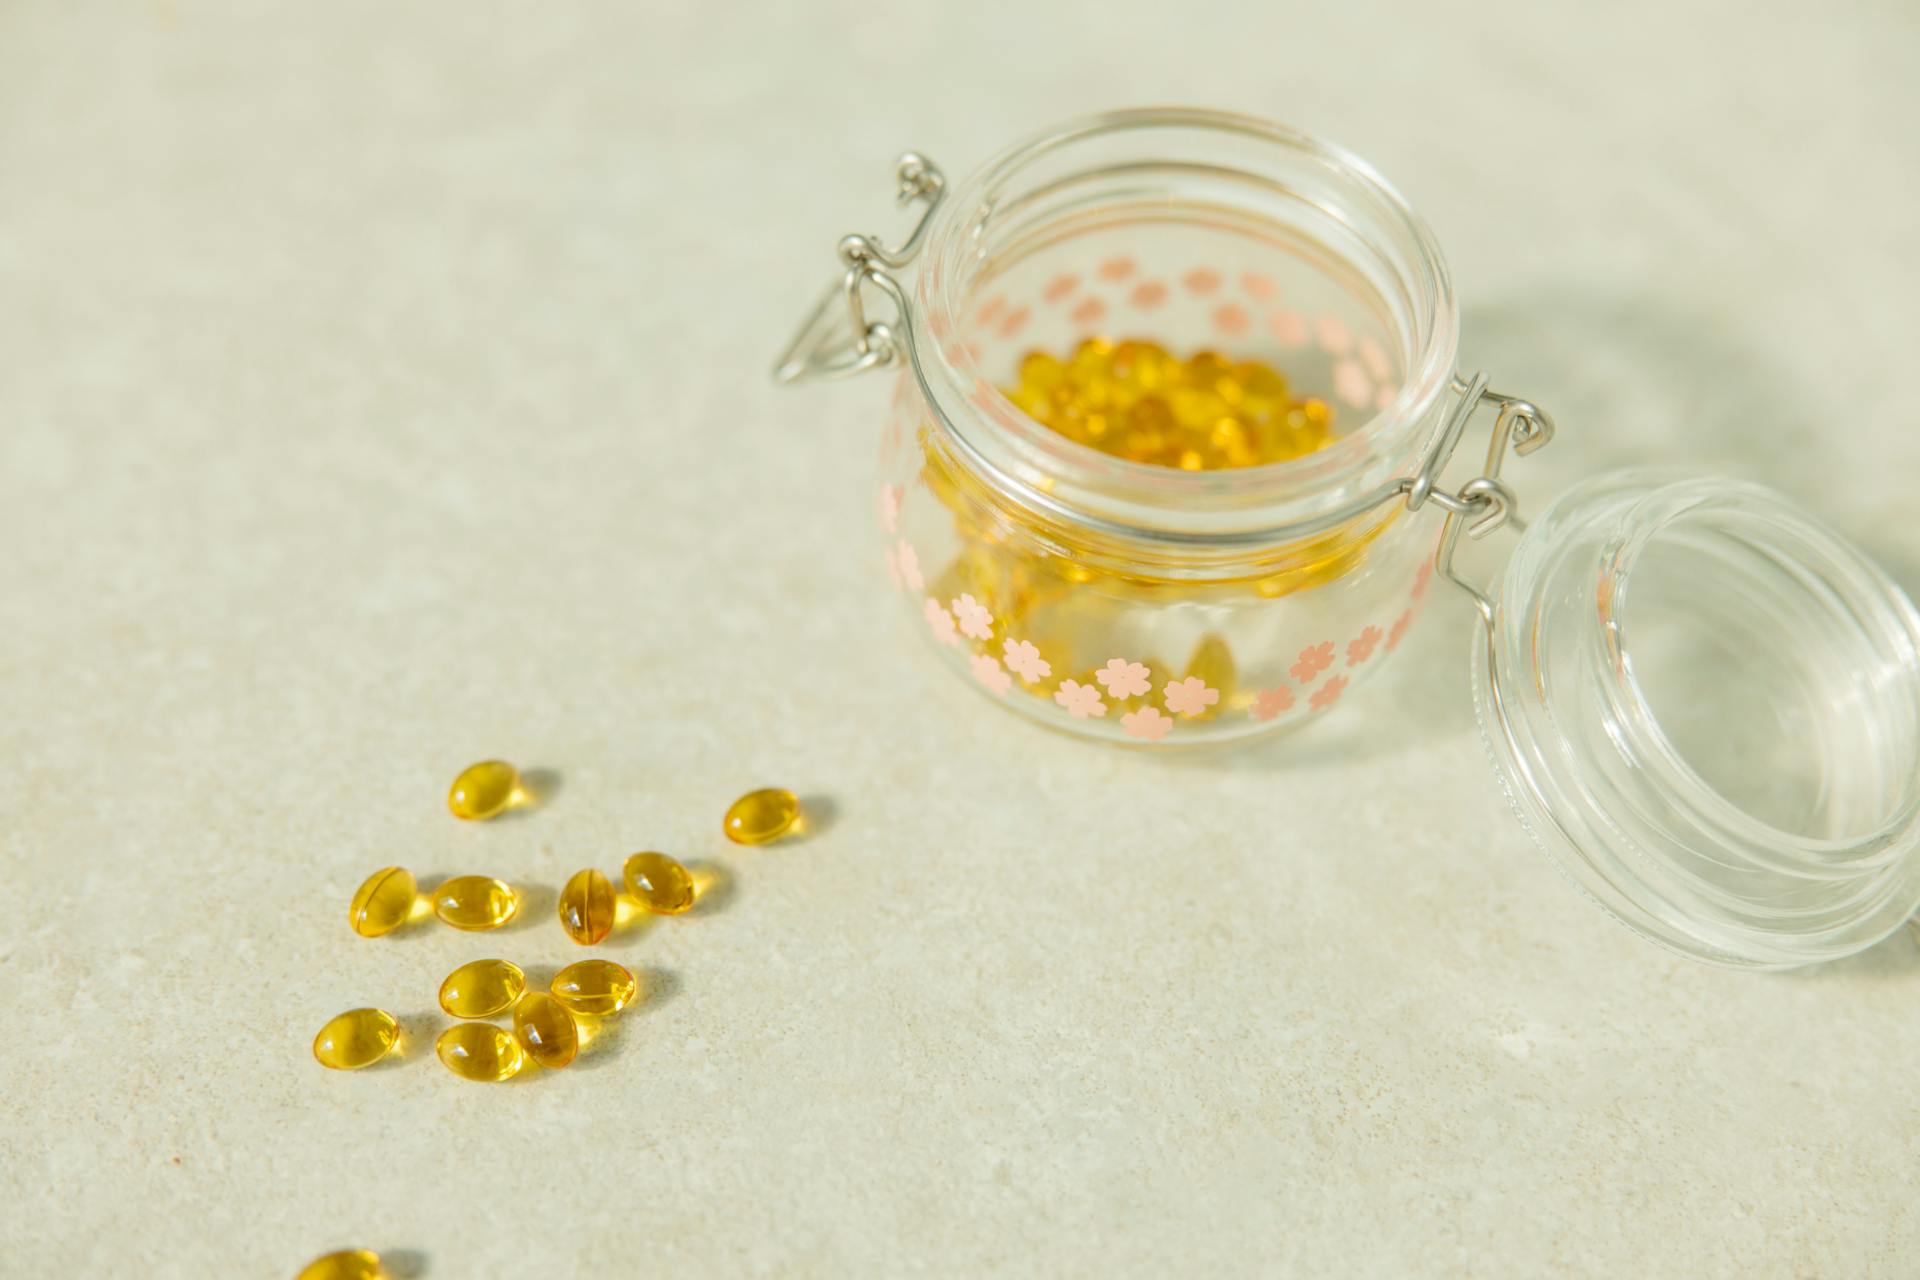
[791,794,838,841]
[595,894,658,949]
[381,1248,429,1278]
[684,861,737,916]
[565,968,680,1072]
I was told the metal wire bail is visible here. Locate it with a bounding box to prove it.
[1426,375,1557,621]
[773,153,946,384]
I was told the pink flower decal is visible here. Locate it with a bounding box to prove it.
[1309,675,1349,712]
[1347,626,1382,666]
[1094,658,1152,699]
[998,305,1031,339]
[883,545,901,588]
[1333,358,1372,409]
[878,484,902,534]
[970,652,1012,696]
[1359,336,1391,380]
[896,541,923,592]
[1250,686,1295,722]
[1070,297,1107,326]
[1315,313,1353,355]
[1183,267,1222,295]
[1266,308,1309,348]
[1163,676,1220,718]
[951,593,993,641]
[1386,610,1414,652]
[1097,256,1137,282]
[1212,303,1251,337]
[923,597,958,646]
[975,295,1006,326]
[1121,706,1174,741]
[1290,641,1334,684]
[1413,560,1433,600]
[1043,272,1080,303]
[1131,280,1169,309]
[1003,638,1051,685]
[1239,270,1277,301]
[1053,679,1106,719]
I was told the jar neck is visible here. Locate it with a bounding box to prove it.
[906,107,1459,548]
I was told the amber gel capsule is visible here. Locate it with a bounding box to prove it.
[433,875,518,930]
[347,866,417,938]
[558,867,616,945]
[513,991,579,1069]
[297,1250,385,1280]
[549,959,638,1017]
[723,787,800,845]
[447,760,519,820]
[436,1023,525,1082]
[438,958,526,1019]
[312,1009,400,1071]
[622,851,695,915]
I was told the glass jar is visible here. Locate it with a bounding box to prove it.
[779,109,1540,746]
[777,107,1920,969]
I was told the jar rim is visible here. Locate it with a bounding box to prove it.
[906,106,1460,545]
[1479,469,1920,968]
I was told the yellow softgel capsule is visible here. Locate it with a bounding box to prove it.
[558,867,616,945]
[550,959,638,1016]
[346,866,417,938]
[723,787,800,845]
[436,1022,525,1082]
[311,1008,399,1071]
[447,759,520,821]
[297,1249,385,1280]
[513,991,579,1069]
[432,875,518,931]
[438,958,526,1019]
[622,851,696,915]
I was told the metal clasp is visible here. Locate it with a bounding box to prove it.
[773,153,946,384]
[1414,372,1556,622]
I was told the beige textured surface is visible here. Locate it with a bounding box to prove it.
[4,3,1919,1276]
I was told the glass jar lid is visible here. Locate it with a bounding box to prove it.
[1474,468,1920,969]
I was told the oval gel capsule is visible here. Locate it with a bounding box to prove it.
[433,876,518,931]
[436,1023,525,1082]
[438,959,526,1019]
[549,959,638,1017]
[347,866,416,938]
[558,868,616,945]
[312,1009,399,1071]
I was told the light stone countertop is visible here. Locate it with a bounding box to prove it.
[4,2,1918,1276]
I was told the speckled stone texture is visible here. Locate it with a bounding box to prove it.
[3,2,1918,1275]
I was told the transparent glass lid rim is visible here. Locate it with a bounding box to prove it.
[1471,467,1920,969]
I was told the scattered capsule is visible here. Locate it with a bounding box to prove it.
[438,958,526,1019]
[622,851,696,915]
[311,1008,400,1071]
[436,1022,526,1082]
[550,959,638,1016]
[296,1249,386,1280]
[513,991,579,1069]
[346,866,417,938]
[724,787,800,845]
[447,759,520,820]
[432,875,518,931]
[558,867,617,945]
